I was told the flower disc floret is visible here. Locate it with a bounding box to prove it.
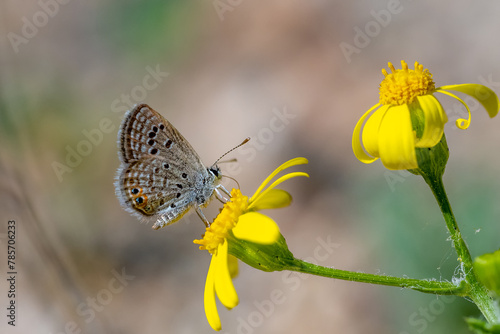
[379,61,435,106]
[194,189,248,255]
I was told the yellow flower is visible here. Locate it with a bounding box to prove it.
[193,157,309,331]
[353,60,499,170]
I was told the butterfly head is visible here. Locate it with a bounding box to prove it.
[208,165,222,181]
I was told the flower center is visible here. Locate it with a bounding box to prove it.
[379,60,435,106]
[193,189,249,255]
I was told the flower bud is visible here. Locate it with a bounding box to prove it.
[474,249,500,296]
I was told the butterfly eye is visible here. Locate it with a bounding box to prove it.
[209,166,220,178]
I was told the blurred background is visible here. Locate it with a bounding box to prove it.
[1,1,500,333]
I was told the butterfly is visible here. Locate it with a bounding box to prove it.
[115,104,243,230]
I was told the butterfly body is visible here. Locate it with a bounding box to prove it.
[115,104,222,230]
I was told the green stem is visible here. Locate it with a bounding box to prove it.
[421,173,499,323]
[232,235,465,296]
[422,175,472,268]
[284,259,466,295]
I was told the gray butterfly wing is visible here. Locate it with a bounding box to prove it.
[115,104,213,228]
[118,103,204,169]
[115,158,199,225]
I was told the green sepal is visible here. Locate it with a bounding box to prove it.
[227,232,296,272]
[406,101,449,177]
[408,133,449,178]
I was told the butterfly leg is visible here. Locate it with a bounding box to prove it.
[152,217,167,230]
[196,206,210,227]
[214,184,231,203]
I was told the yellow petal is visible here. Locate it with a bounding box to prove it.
[352,103,382,163]
[249,189,292,211]
[414,95,447,147]
[361,104,390,158]
[438,84,499,118]
[204,256,222,331]
[214,242,239,309]
[227,255,239,279]
[251,157,308,202]
[248,172,308,210]
[436,90,471,129]
[378,104,418,170]
[233,212,280,244]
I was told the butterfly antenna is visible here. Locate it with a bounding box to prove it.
[213,137,250,166]
[217,158,237,164]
